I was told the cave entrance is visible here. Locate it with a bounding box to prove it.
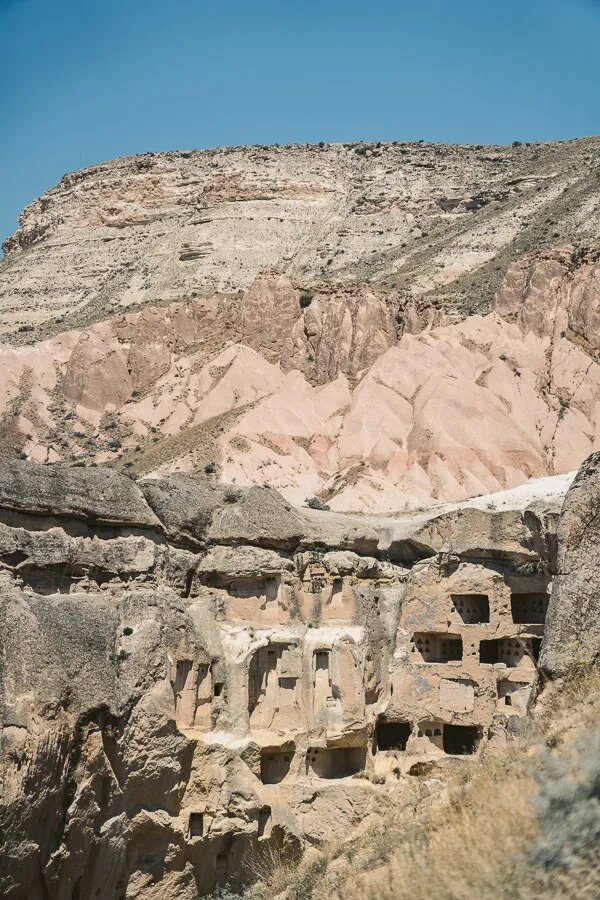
[260,750,293,784]
[376,721,411,751]
[307,746,366,779]
[442,724,481,755]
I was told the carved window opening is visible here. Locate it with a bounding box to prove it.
[411,633,463,663]
[315,650,330,670]
[258,806,272,839]
[313,649,333,716]
[480,638,540,666]
[183,569,195,599]
[260,750,292,784]
[479,639,499,664]
[497,680,531,714]
[451,593,490,624]
[188,812,204,838]
[175,660,192,692]
[510,592,548,625]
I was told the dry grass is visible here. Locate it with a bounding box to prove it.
[244,669,600,900]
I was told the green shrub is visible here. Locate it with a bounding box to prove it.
[305,496,330,511]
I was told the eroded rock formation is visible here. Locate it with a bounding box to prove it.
[3,139,600,340]
[0,247,599,511]
[0,461,566,898]
[1,140,599,897]
[1,140,600,511]
[540,451,600,677]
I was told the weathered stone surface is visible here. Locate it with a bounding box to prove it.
[2,136,600,898]
[5,140,600,343]
[0,461,161,532]
[0,462,567,898]
[140,474,228,546]
[198,545,294,579]
[207,484,307,550]
[540,451,600,677]
[141,475,306,550]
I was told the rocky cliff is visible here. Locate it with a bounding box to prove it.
[0,461,566,898]
[540,451,600,677]
[1,139,600,899]
[3,138,600,340]
[1,139,600,511]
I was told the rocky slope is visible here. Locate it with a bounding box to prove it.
[0,243,599,511]
[1,139,600,511]
[3,139,600,341]
[0,460,567,898]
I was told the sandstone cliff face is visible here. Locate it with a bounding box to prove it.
[0,461,565,898]
[3,139,600,342]
[540,451,600,677]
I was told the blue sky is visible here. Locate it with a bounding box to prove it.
[1,0,599,245]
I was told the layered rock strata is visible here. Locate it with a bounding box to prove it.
[3,139,600,341]
[1,139,600,512]
[0,462,565,898]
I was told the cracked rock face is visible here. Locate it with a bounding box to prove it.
[0,461,565,898]
[540,451,600,677]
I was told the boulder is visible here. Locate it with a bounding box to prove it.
[0,462,161,532]
[141,475,307,550]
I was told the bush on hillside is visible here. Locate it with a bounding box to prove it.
[305,496,330,511]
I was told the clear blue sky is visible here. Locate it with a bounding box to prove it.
[1,0,600,246]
